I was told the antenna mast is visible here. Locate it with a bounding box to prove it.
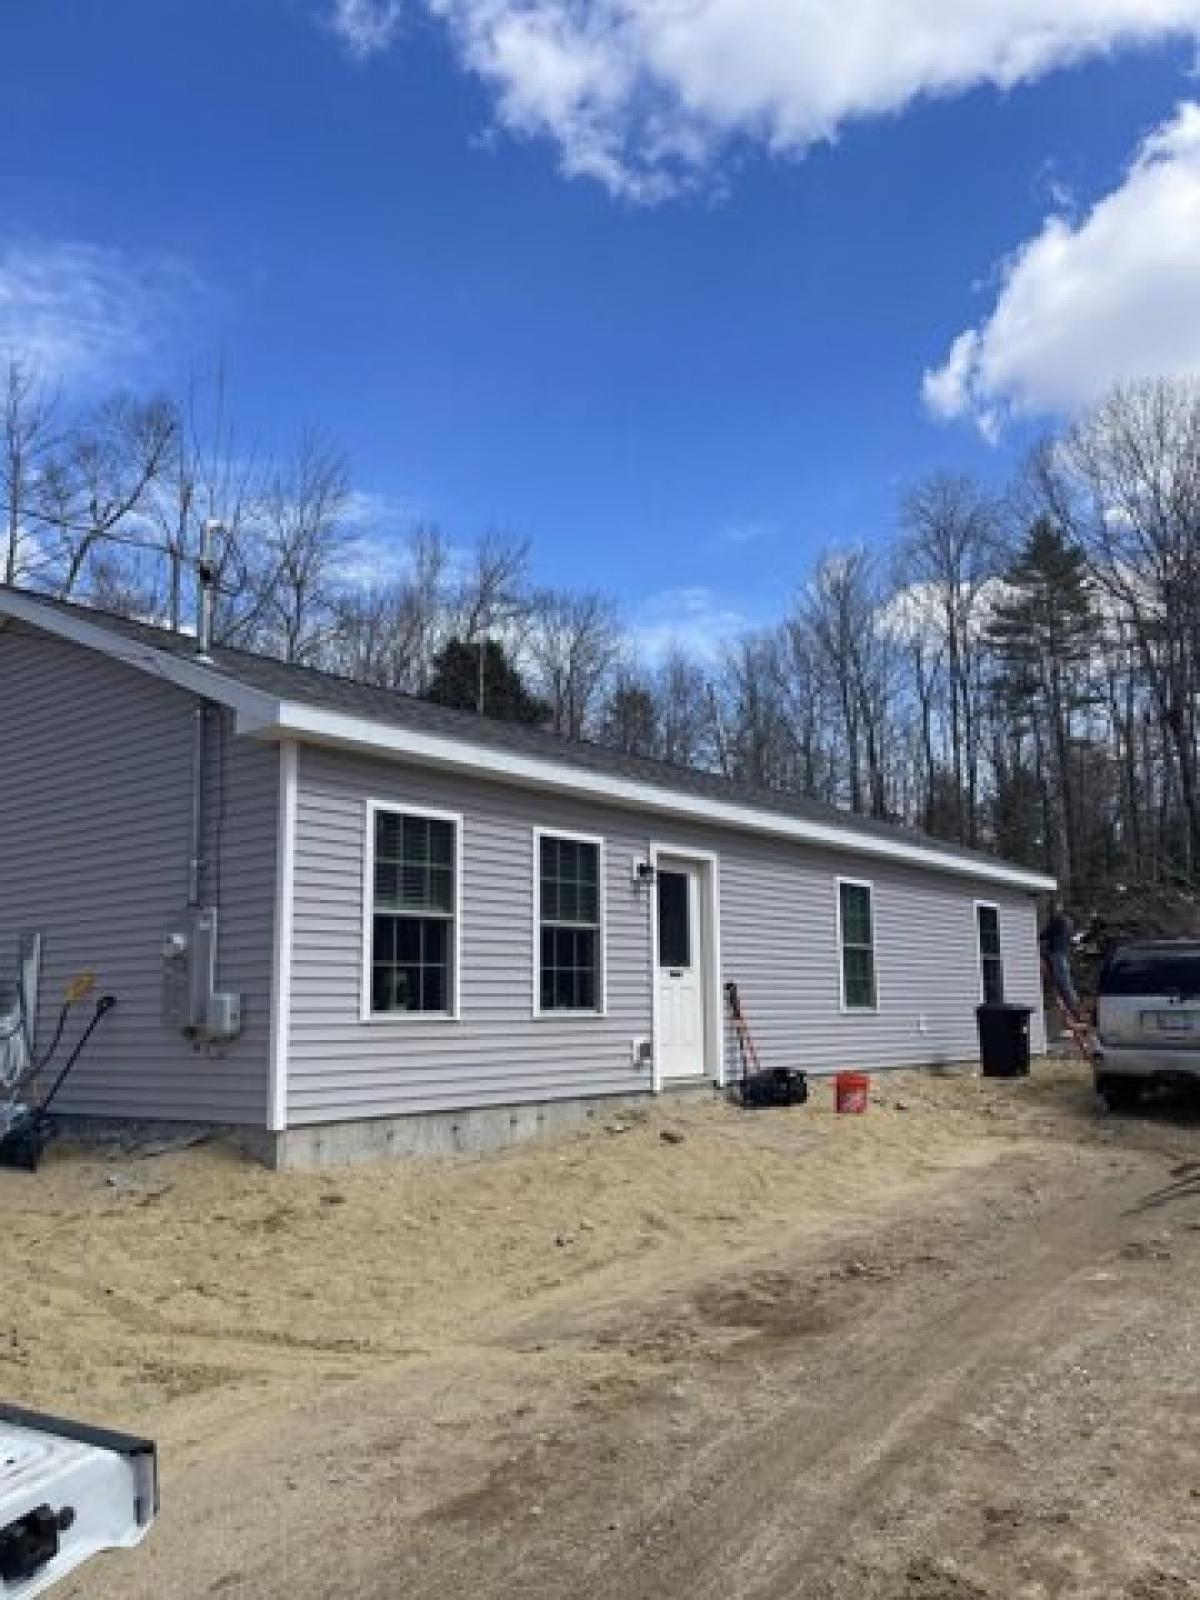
[196,520,221,661]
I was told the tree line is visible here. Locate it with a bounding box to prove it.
[4,357,1198,905]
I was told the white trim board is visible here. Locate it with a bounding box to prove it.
[3,588,1056,894]
[267,741,297,1132]
[836,875,879,1016]
[650,843,724,1090]
[973,898,1005,1004]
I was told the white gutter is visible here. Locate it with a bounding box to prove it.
[266,701,1058,893]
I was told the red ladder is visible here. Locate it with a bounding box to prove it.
[1041,956,1093,1061]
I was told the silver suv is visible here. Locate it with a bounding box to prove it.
[1094,940,1200,1110]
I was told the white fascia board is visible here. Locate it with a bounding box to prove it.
[0,588,281,726]
[268,701,1058,894]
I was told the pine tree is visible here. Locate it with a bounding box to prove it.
[426,638,549,726]
[986,519,1097,888]
[601,682,659,757]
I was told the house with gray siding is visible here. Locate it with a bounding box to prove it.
[0,587,1055,1167]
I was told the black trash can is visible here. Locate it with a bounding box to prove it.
[976,1003,1033,1078]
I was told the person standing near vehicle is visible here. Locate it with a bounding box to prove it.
[1040,898,1081,1020]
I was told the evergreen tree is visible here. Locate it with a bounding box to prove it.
[426,638,549,726]
[986,519,1097,888]
[601,681,659,757]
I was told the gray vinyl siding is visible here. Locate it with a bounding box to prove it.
[287,746,1046,1125]
[719,863,1047,1071]
[288,749,654,1121]
[0,626,276,1123]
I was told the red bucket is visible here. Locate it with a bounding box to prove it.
[835,1071,871,1114]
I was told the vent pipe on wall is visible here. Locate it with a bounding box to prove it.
[187,524,221,907]
[164,521,242,1043]
[187,704,206,909]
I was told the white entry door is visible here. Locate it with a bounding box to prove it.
[656,861,708,1080]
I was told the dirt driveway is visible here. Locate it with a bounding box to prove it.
[5,1062,1200,1599]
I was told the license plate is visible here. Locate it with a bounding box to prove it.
[1150,1011,1197,1033]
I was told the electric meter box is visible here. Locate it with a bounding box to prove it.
[161,908,242,1043]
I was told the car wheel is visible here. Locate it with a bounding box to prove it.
[1095,1073,1144,1113]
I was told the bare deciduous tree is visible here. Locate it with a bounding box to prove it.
[329,525,528,695]
[655,648,713,769]
[527,588,624,739]
[1,359,60,586]
[256,432,351,663]
[1049,380,1200,871]
[451,533,530,645]
[714,631,801,790]
[899,474,1001,843]
[797,549,894,817]
[51,394,177,597]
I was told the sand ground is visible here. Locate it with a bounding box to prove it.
[4,1062,1199,1598]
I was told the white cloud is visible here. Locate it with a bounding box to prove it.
[335,489,428,585]
[708,519,777,551]
[880,577,1008,649]
[336,532,415,586]
[1032,157,1077,213]
[632,583,754,662]
[925,101,1200,433]
[328,0,405,57]
[340,486,420,533]
[344,0,1200,198]
[0,240,193,388]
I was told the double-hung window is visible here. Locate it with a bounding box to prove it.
[368,805,459,1016]
[838,879,877,1011]
[976,903,1005,1004]
[537,832,604,1014]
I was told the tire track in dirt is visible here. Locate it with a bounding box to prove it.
[697,1169,1158,1600]
[398,1158,1174,1600]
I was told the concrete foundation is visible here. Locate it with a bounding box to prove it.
[269,1086,716,1171]
[69,1062,1066,1172]
[46,1055,1049,1171]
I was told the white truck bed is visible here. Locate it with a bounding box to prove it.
[0,1407,156,1597]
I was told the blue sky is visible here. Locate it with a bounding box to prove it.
[4,1,1200,652]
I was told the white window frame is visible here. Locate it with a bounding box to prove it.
[532,827,608,1019]
[974,899,1005,1004]
[361,799,464,1023]
[836,875,879,1014]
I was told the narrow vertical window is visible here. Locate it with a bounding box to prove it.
[538,834,603,1013]
[977,903,1005,1004]
[370,808,457,1015]
[657,871,691,969]
[838,880,877,1011]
